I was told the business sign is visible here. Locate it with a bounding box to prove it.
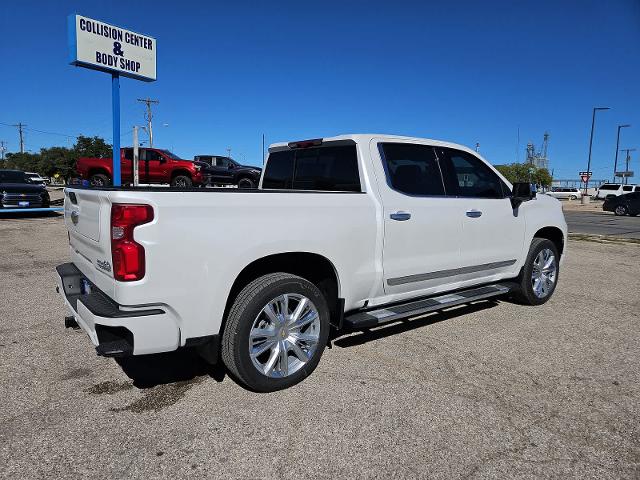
[615,171,634,177]
[68,14,156,81]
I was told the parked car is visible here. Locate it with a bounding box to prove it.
[24,172,48,186]
[56,134,567,392]
[546,187,582,200]
[594,183,640,200]
[603,192,640,216]
[76,147,206,187]
[0,169,50,209]
[193,155,262,188]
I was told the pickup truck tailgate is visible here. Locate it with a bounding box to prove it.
[64,188,114,291]
[65,189,102,241]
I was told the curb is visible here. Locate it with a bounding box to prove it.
[568,233,640,245]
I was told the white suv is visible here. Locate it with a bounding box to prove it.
[595,183,640,199]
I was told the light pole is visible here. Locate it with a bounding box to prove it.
[584,107,610,194]
[614,124,630,183]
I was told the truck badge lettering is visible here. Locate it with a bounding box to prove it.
[96,259,112,273]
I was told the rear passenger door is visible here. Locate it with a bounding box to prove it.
[436,147,524,283]
[371,142,463,297]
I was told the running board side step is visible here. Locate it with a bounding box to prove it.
[344,284,510,329]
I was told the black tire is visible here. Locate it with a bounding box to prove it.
[569,195,577,200]
[221,273,330,392]
[170,175,192,188]
[237,177,256,189]
[510,238,560,306]
[89,173,110,187]
[614,205,628,216]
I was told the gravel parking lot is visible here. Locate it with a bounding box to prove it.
[1,214,639,479]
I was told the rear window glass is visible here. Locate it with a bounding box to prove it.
[600,184,619,190]
[262,144,360,192]
[622,186,633,191]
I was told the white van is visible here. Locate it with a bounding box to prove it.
[595,183,639,200]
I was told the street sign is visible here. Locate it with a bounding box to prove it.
[68,15,156,81]
[579,171,592,183]
[615,171,634,177]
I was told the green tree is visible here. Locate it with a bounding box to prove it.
[74,136,111,158]
[495,163,552,188]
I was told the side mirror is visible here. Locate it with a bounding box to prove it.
[511,182,537,209]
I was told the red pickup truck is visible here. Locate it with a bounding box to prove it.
[76,148,205,187]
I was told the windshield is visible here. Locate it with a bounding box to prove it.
[0,170,28,183]
[159,149,183,160]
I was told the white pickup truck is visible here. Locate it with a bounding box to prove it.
[56,134,567,392]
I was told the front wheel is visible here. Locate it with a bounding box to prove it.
[170,175,192,188]
[89,173,110,187]
[221,273,330,392]
[511,238,559,306]
[237,177,256,189]
[614,205,628,216]
[569,195,577,200]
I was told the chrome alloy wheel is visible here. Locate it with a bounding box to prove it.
[531,248,557,299]
[249,293,321,378]
[615,205,627,216]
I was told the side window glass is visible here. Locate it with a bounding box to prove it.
[123,149,133,160]
[144,150,162,162]
[379,143,445,196]
[440,148,504,199]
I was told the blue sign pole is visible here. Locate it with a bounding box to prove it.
[112,73,121,186]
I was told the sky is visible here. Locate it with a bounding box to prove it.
[1,0,639,181]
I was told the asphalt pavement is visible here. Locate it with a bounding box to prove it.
[1,213,639,479]
[564,210,640,239]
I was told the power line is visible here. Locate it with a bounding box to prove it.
[137,97,159,147]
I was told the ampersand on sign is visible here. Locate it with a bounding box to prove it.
[113,42,124,56]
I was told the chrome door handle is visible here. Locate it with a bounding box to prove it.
[466,210,482,218]
[390,211,411,221]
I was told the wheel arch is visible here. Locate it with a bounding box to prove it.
[87,167,111,179]
[171,169,192,180]
[533,226,564,256]
[222,252,342,334]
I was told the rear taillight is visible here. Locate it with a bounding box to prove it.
[110,204,154,281]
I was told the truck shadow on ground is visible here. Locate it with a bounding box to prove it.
[115,348,225,389]
[332,300,500,348]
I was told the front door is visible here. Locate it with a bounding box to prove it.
[370,140,463,298]
[435,147,524,284]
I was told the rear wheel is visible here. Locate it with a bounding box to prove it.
[89,173,110,187]
[511,238,559,306]
[614,205,628,216]
[237,177,256,189]
[569,195,577,200]
[221,273,330,392]
[171,175,192,188]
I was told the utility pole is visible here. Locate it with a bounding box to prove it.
[12,123,26,153]
[133,126,140,186]
[137,97,159,147]
[619,148,636,185]
[226,147,231,159]
[614,124,631,183]
[262,134,265,165]
[0,140,6,160]
[475,142,480,152]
